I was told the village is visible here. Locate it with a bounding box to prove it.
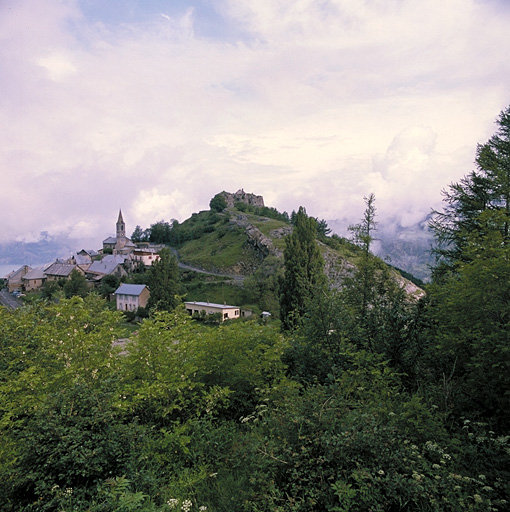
[1,210,244,321]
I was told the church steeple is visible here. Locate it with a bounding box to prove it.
[116,209,125,238]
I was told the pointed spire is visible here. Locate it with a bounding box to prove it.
[116,209,125,238]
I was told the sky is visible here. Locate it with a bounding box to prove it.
[2,0,510,250]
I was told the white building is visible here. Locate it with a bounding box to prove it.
[184,301,241,321]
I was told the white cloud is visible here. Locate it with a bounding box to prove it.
[0,0,509,246]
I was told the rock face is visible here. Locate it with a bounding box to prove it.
[221,189,265,208]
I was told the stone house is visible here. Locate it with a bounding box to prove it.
[86,259,127,284]
[44,262,85,282]
[114,283,150,311]
[129,248,161,267]
[4,265,32,292]
[22,267,47,292]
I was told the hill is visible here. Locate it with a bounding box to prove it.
[167,191,424,312]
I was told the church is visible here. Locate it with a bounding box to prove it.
[102,210,136,255]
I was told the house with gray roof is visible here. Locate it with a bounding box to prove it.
[44,262,84,282]
[86,259,127,282]
[114,283,150,311]
[22,267,47,292]
[4,265,32,292]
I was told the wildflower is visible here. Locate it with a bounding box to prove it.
[199,507,207,512]
[167,498,179,509]
[473,494,483,504]
[378,470,385,475]
[182,500,192,512]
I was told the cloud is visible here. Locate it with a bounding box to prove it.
[1,0,509,247]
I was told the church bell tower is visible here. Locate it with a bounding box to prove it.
[117,209,126,238]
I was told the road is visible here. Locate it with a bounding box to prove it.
[0,289,23,310]
[169,247,246,284]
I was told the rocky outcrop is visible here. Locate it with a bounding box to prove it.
[221,189,265,208]
[229,215,283,261]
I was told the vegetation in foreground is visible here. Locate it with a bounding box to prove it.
[1,105,510,511]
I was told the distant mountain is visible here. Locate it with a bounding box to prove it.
[0,234,81,265]
[328,217,434,283]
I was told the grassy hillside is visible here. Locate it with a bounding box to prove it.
[170,204,423,314]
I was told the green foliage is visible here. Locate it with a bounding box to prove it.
[279,207,327,331]
[244,350,503,511]
[147,248,180,311]
[149,220,173,244]
[425,213,510,427]
[99,273,121,299]
[430,104,510,275]
[131,224,150,243]
[209,193,227,212]
[63,269,89,298]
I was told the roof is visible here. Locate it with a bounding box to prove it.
[87,260,122,276]
[4,265,32,279]
[115,284,148,296]
[44,263,76,277]
[23,267,47,280]
[103,236,117,244]
[78,249,98,256]
[103,254,126,264]
[73,254,92,265]
[184,301,239,310]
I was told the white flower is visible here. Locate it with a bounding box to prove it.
[167,498,179,509]
[181,500,192,512]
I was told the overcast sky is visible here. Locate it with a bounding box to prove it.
[2,0,510,248]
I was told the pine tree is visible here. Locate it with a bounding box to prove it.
[279,207,327,331]
[430,104,510,275]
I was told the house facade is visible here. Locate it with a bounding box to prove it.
[114,283,150,311]
[44,263,85,282]
[4,265,32,292]
[130,248,161,267]
[22,267,47,292]
[184,301,241,321]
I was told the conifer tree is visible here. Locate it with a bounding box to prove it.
[279,207,327,330]
[430,104,510,275]
[147,248,180,311]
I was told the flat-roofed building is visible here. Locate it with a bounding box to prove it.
[184,301,241,321]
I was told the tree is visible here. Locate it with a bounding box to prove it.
[349,192,377,255]
[147,248,180,311]
[209,193,227,212]
[98,274,120,299]
[425,106,510,427]
[63,270,88,298]
[279,207,327,331]
[316,218,331,238]
[131,224,148,243]
[426,210,510,427]
[149,220,172,244]
[346,193,379,324]
[430,104,510,276]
